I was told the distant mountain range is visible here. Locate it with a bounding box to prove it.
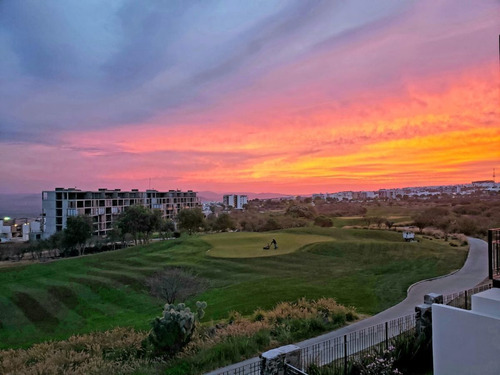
[0,192,292,218]
[0,194,41,218]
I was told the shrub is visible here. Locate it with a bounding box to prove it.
[314,216,333,227]
[392,331,432,373]
[146,302,206,357]
[286,204,317,219]
[352,345,402,375]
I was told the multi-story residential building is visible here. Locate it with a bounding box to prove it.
[0,219,12,243]
[42,188,198,238]
[223,194,248,210]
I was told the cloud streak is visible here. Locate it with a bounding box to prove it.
[0,0,498,194]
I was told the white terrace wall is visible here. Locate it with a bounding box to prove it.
[433,289,500,375]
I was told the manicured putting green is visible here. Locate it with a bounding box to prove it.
[203,232,333,258]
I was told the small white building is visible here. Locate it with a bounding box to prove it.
[327,191,353,201]
[403,231,415,241]
[0,220,12,243]
[22,223,30,241]
[223,194,248,210]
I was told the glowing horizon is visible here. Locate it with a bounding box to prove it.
[0,1,498,195]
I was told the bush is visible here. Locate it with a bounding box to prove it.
[146,302,206,357]
[352,345,402,374]
[392,331,432,373]
[314,216,333,227]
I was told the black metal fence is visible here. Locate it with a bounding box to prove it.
[214,358,262,375]
[217,358,261,375]
[443,283,492,309]
[285,363,308,375]
[210,284,493,375]
[488,228,500,287]
[296,313,416,374]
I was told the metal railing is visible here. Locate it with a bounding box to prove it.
[488,228,500,287]
[214,358,261,375]
[297,313,416,374]
[285,363,308,375]
[443,283,492,309]
[209,284,494,375]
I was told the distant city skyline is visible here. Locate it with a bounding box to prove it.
[1,1,499,195]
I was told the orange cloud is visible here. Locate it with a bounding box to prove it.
[59,62,498,193]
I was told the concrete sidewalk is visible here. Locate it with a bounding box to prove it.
[206,237,488,374]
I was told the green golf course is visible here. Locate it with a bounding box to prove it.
[0,227,468,349]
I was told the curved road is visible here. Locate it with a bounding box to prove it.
[206,237,489,374]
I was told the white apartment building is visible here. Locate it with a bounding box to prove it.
[42,188,198,238]
[223,194,248,210]
[0,220,12,243]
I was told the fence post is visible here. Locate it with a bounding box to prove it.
[385,321,389,350]
[260,345,301,375]
[344,334,347,375]
[465,290,468,310]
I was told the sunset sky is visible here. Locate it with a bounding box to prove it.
[1,0,499,195]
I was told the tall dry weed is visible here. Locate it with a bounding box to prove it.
[0,327,155,375]
[0,298,357,374]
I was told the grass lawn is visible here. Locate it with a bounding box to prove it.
[203,231,333,257]
[0,227,468,349]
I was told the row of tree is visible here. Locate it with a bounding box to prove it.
[0,207,212,262]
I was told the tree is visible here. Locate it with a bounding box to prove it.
[177,208,205,235]
[116,206,163,245]
[158,219,175,240]
[285,204,316,219]
[314,215,333,227]
[454,217,478,236]
[374,216,385,229]
[106,227,122,250]
[262,217,280,231]
[63,215,93,256]
[145,268,208,304]
[214,213,236,232]
[413,207,450,233]
[47,231,64,257]
[413,214,428,233]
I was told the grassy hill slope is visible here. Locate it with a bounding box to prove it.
[0,227,467,349]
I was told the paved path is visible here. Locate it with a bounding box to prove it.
[206,237,489,374]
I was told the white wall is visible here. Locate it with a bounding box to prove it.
[30,221,41,232]
[0,219,12,239]
[471,288,500,318]
[22,223,30,241]
[433,295,500,375]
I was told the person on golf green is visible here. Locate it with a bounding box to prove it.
[271,238,278,249]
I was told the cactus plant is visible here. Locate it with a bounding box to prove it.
[146,301,206,357]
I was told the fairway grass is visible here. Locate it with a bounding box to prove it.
[203,232,333,258]
[0,227,468,349]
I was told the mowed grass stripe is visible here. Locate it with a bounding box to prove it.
[89,261,163,277]
[81,270,142,292]
[6,281,87,327]
[0,228,468,349]
[8,289,60,331]
[107,256,166,269]
[0,295,33,330]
